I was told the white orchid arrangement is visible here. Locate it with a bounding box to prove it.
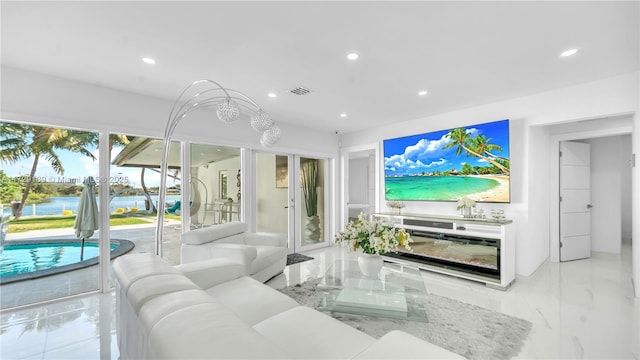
[456,196,476,210]
[335,213,412,255]
[386,200,405,209]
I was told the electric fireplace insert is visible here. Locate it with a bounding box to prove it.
[385,230,500,280]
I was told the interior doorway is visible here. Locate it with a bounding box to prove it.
[340,144,378,229]
[549,122,633,263]
[347,150,375,221]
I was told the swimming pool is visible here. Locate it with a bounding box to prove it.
[0,239,134,284]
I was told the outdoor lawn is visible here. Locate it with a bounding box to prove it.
[7,213,181,233]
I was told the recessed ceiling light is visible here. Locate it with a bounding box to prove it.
[142,57,156,65]
[268,92,277,98]
[340,113,348,118]
[347,53,359,61]
[560,49,578,57]
[418,90,428,96]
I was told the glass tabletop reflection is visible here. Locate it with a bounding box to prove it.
[315,259,428,322]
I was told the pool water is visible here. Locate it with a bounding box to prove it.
[0,243,117,277]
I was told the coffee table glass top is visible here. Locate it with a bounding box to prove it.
[316,259,428,322]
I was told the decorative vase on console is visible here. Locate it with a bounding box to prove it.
[386,200,405,215]
[457,197,476,218]
[335,213,413,278]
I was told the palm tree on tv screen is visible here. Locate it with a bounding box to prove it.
[471,135,509,162]
[443,127,510,175]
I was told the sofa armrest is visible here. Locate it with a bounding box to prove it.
[174,258,245,290]
[243,232,288,248]
[353,330,465,359]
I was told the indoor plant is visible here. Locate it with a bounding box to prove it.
[335,213,412,276]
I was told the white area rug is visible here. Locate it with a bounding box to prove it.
[279,279,532,359]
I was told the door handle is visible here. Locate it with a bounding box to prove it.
[284,206,288,209]
[587,204,593,208]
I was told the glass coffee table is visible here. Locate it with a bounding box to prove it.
[315,259,428,322]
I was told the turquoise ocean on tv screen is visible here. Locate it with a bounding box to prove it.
[384,176,498,201]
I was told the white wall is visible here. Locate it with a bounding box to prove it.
[587,136,627,254]
[523,125,551,269]
[201,157,241,203]
[632,115,639,296]
[621,135,633,243]
[367,153,375,213]
[340,71,639,280]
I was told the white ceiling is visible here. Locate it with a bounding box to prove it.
[2,1,638,134]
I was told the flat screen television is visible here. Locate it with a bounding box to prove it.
[383,119,510,203]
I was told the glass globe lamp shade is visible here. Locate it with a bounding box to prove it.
[260,125,282,147]
[250,109,273,132]
[216,97,240,123]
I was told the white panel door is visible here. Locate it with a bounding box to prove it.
[560,141,592,261]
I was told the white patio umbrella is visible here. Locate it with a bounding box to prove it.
[74,176,99,260]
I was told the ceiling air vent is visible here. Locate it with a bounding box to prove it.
[290,86,313,96]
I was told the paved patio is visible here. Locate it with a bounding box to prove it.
[1,222,181,309]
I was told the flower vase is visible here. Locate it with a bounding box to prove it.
[461,206,472,218]
[358,253,383,277]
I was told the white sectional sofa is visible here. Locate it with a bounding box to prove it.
[112,253,464,359]
[181,222,287,282]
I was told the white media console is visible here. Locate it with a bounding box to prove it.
[372,213,515,290]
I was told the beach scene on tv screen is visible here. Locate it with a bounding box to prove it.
[384,119,510,203]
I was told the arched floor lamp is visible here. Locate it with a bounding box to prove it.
[155,80,281,257]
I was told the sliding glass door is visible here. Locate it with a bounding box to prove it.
[255,152,329,253]
[0,122,101,308]
[188,143,241,229]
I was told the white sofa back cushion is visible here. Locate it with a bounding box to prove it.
[181,222,248,245]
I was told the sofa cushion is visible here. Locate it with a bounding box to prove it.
[205,276,299,325]
[250,245,288,276]
[148,303,287,359]
[127,274,199,314]
[253,306,375,359]
[181,221,248,245]
[138,289,218,333]
[174,258,245,289]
